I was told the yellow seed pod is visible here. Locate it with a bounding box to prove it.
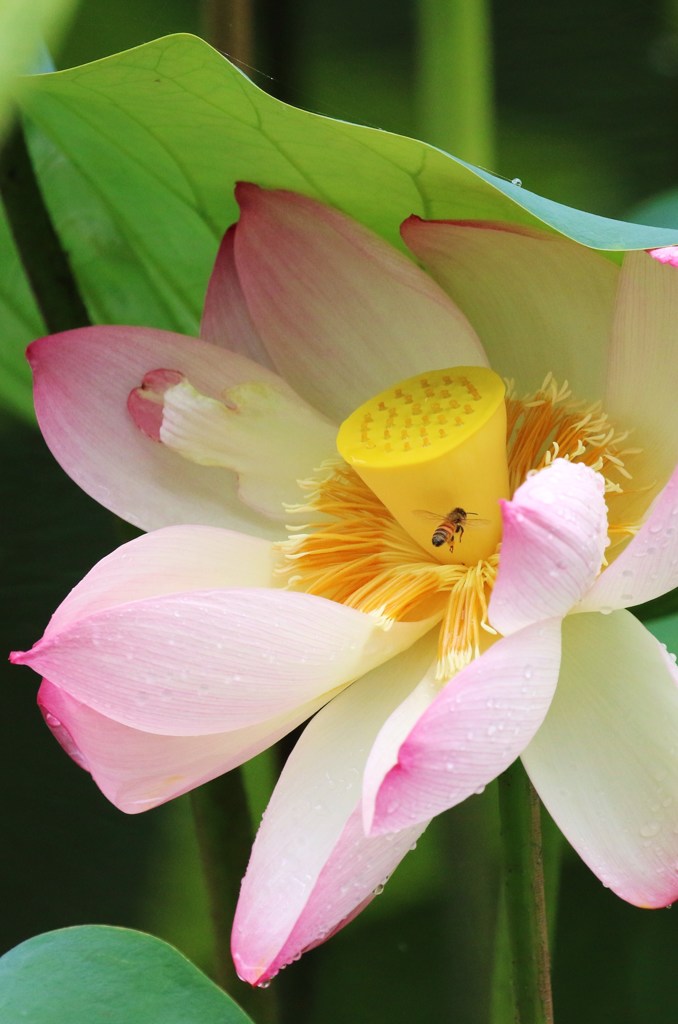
[337,366,509,564]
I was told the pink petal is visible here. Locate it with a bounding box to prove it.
[488,459,608,636]
[199,225,274,369]
[41,525,276,637]
[232,641,433,985]
[522,610,678,908]
[28,325,327,535]
[232,184,486,420]
[648,245,678,267]
[401,218,618,401]
[13,590,432,736]
[579,461,678,612]
[605,251,678,518]
[38,679,326,813]
[363,619,562,835]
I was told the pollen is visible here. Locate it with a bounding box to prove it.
[280,369,640,679]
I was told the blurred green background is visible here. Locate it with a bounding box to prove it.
[2,2,677,1022]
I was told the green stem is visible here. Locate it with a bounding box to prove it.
[0,115,91,332]
[190,772,279,1024]
[496,760,554,1024]
[202,0,254,66]
[415,0,495,166]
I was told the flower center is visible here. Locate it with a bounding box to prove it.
[281,367,639,678]
[337,366,510,565]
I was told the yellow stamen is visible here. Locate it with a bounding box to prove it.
[282,462,498,676]
[337,367,510,565]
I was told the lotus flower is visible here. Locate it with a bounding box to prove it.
[11,184,678,986]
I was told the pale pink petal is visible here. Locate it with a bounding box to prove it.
[605,251,678,518]
[648,245,678,267]
[38,679,326,813]
[13,593,433,736]
[401,218,618,401]
[232,184,487,420]
[232,640,434,985]
[363,619,562,835]
[43,525,276,636]
[488,459,608,636]
[28,326,330,535]
[579,461,678,612]
[522,611,678,908]
[199,225,273,369]
[136,375,337,520]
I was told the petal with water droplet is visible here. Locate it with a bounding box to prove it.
[489,459,608,635]
[37,679,326,813]
[14,589,432,736]
[522,610,678,908]
[362,619,562,835]
[232,640,433,985]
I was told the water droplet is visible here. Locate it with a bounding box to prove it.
[512,177,523,187]
[524,665,533,680]
[445,761,455,772]
[373,883,385,895]
[474,784,486,795]
[600,606,613,615]
[257,980,272,989]
[409,841,418,851]
[640,821,661,838]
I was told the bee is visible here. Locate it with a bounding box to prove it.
[414,507,488,553]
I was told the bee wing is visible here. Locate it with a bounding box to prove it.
[413,509,447,521]
[465,517,491,529]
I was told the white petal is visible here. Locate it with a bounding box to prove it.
[522,611,678,908]
[232,638,434,983]
[605,251,678,519]
[401,218,618,401]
